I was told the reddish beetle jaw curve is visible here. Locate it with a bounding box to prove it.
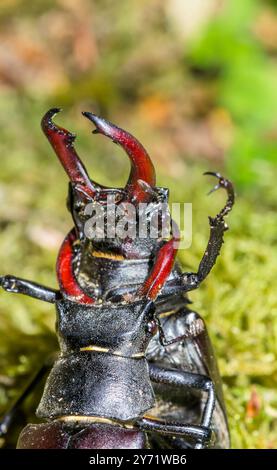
[82,111,156,204]
[41,108,99,198]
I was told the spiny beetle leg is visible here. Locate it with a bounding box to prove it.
[136,417,211,448]
[147,364,216,448]
[182,173,235,291]
[0,276,58,303]
[203,172,235,219]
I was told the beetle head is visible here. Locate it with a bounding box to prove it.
[42,109,169,258]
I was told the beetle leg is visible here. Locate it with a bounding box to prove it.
[0,276,58,303]
[182,173,235,291]
[136,417,210,445]
[146,364,216,448]
[153,311,193,347]
[0,364,49,439]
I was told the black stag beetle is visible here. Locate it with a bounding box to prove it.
[0,109,234,449]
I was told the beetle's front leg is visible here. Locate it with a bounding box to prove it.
[0,275,59,303]
[182,173,235,292]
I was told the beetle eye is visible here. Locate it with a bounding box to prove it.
[147,320,158,336]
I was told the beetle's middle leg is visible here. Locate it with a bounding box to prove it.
[137,364,216,448]
[146,305,230,448]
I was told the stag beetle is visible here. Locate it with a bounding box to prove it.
[0,109,234,449]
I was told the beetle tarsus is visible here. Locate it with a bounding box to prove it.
[0,275,58,303]
[182,172,235,291]
[204,171,235,219]
[145,364,215,448]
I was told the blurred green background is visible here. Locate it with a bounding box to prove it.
[0,0,276,449]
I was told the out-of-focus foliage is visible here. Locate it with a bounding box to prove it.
[188,0,277,192]
[0,0,276,449]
